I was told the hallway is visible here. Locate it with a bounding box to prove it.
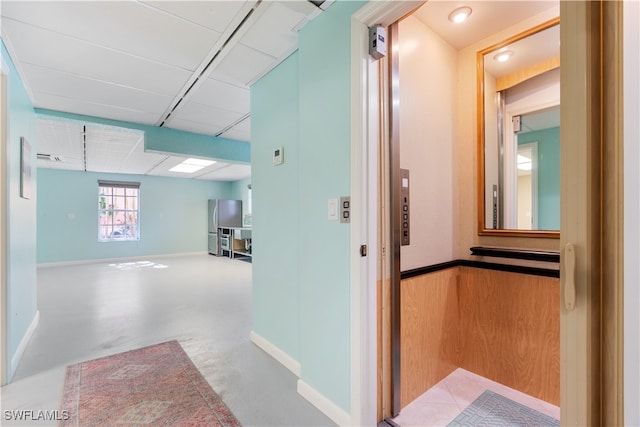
[1,254,335,426]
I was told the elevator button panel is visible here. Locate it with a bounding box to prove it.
[401,169,410,246]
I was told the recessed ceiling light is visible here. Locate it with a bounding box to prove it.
[169,158,216,173]
[493,50,514,62]
[448,6,472,23]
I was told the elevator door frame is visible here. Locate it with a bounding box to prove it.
[376,1,622,423]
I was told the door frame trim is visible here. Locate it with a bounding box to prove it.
[560,1,624,425]
[350,2,424,423]
[0,58,8,387]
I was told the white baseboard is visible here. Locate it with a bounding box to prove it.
[249,331,301,377]
[37,251,208,268]
[297,379,352,426]
[250,331,352,425]
[9,310,39,381]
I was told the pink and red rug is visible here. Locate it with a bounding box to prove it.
[60,340,240,426]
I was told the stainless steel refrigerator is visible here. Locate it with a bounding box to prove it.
[208,199,243,255]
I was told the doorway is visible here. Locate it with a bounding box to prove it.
[367,1,622,425]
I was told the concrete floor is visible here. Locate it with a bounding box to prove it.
[0,254,336,427]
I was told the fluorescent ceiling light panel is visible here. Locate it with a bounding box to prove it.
[169,158,216,173]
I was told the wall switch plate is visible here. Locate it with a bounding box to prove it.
[340,196,350,223]
[328,198,338,221]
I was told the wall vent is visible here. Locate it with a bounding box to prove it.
[37,153,64,162]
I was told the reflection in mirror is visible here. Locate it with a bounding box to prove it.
[478,18,560,237]
[514,106,560,230]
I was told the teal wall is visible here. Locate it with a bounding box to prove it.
[297,0,364,412]
[229,177,252,226]
[518,126,560,230]
[251,52,301,362]
[251,0,365,414]
[37,169,231,263]
[2,39,38,380]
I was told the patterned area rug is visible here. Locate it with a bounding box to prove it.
[60,340,240,426]
[447,390,559,427]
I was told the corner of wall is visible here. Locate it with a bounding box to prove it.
[249,331,301,377]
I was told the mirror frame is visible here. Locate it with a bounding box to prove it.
[476,17,561,238]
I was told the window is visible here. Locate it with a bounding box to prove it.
[98,180,140,241]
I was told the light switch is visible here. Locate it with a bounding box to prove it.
[328,198,338,221]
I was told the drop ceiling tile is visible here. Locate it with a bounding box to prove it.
[23,63,173,115]
[85,125,146,174]
[219,128,250,143]
[196,163,251,181]
[120,150,168,176]
[188,78,250,114]
[2,19,192,96]
[231,116,251,132]
[36,119,85,169]
[141,1,249,33]
[2,1,222,71]
[85,125,144,149]
[240,2,303,58]
[37,159,85,171]
[208,43,276,87]
[164,118,225,137]
[34,93,161,126]
[219,115,250,141]
[169,100,246,129]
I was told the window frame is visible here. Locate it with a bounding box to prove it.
[97,180,141,242]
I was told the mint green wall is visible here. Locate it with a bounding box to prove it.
[518,126,560,230]
[2,40,38,380]
[251,1,364,414]
[35,109,250,164]
[37,169,231,263]
[251,52,301,362]
[297,1,364,412]
[230,178,252,226]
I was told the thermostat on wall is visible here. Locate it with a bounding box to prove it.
[273,147,284,166]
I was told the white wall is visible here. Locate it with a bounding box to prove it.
[398,15,457,270]
[624,1,640,424]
